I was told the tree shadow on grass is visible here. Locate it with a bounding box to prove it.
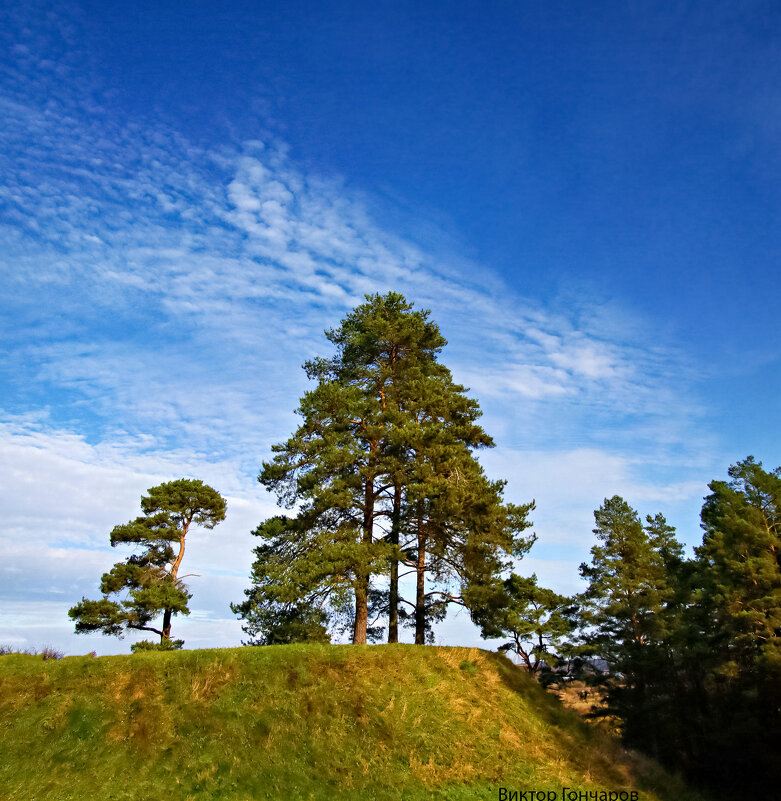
[484,651,708,801]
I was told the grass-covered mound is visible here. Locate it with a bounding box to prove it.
[0,644,702,801]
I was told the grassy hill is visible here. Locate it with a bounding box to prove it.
[0,644,703,801]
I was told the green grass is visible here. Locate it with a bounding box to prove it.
[0,644,704,801]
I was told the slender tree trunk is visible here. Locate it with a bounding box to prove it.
[353,580,369,644]
[161,518,188,645]
[353,472,374,644]
[170,523,188,582]
[388,482,402,643]
[161,608,172,643]
[415,504,426,644]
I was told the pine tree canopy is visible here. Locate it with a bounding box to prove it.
[69,478,226,651]
[697,456,781,674]
[568,495,688,765]
[236,292,535,645]
[468,572,573,674]
[579,495,681,656]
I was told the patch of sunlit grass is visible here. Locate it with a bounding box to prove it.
[0,645,708,801]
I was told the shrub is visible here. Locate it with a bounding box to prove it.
[0,645,38,656]
[131,639,184,653]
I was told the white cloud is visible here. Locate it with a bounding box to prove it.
[0,414,714,655]
[0,5,714,653]
[0,416,279,654]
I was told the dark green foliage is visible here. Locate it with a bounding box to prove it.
[69,479,226,649]
[130,638,184,652]
[576,496,684,756]
[231,519,332,646]
[675,457,781,794]
[468,573,574,674]
[249,606,331,646]
[574,463,781,798]
[698,456,781,676]
[236,293,534,645]
[579,497,683,654]
[396,421,535,644]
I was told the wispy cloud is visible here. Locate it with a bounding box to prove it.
[0,4,715,653]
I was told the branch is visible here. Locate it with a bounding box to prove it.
[129,624,164,636]
[424,590,465,605]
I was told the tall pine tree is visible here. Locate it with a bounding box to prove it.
[577,495,683,754]
[236,293,533,644]
[686,456,781,792]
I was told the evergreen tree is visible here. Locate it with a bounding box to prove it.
[257,372,393,645]
[399,441,535,644]
[230,515,340,645]
[69,479,226,651]
[318,291,454,643]
[469,572,573,674]
[698,456,781,678]
[577,496,683,752]
[574,463,781,797]
[320,291,500,642]
[686,456,781,792]
[237,293,533,644]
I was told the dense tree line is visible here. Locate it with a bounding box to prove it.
[470,460,780,797]
[552,459,781,797]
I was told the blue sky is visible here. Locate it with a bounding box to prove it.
[1,1,779,653]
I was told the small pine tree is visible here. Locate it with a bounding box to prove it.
[469,573,573,675]
[69,479,226,651]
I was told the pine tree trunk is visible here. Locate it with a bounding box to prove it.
[415,507,426,644]
[162,608,172,644]
[353,472,374,644]
[161,519,187,645]
[353,579,369,644]
[388,482,402,643]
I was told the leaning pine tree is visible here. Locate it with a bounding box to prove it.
[69,479,226,651]
[234,292,533,645]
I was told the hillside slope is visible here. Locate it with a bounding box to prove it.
[0,644,702,801]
